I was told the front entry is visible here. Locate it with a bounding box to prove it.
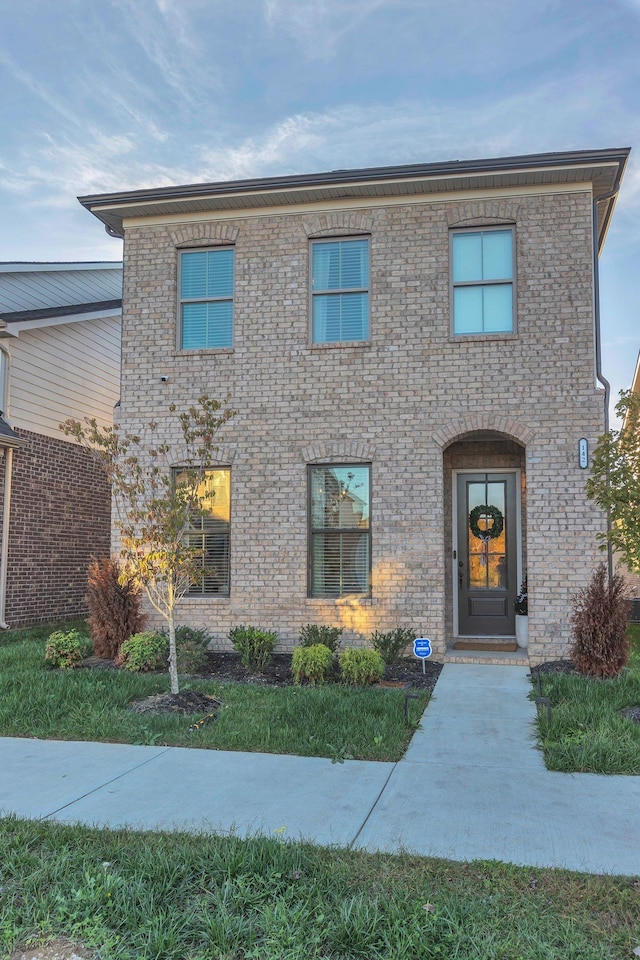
[456,472,518,636]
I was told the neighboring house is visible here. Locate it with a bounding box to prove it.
[79,148,629,663]
[0,262,122,627]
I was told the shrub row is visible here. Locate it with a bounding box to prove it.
[292,643,385,685]
[45,625,212,674]
[44,623,388,686]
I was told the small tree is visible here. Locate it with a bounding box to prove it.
[570,564,630,677]
[586,389,640,574]
[61,396,235,694]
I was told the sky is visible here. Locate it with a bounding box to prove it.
[1,0,639,413]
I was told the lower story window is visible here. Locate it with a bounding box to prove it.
[176,467,231,596]
[308,464,371,597]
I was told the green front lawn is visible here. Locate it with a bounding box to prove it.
[0,624,426,762]
[1,817,638,960]
[535,623,640,774]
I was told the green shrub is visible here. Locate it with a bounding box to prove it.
[298,623,343,653]
[169,625,211,674]
[339,647,385,685]
[229,625,277,672]
[44,629,92,669]
[115,631,168,672]
[174,625,211,647]
[370,627,416,665]
[176,639,208,674]
[292,643,334,684]
[570,564,630,677]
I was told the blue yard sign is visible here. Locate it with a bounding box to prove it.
[413,637,432,659]
[413,637,432,673]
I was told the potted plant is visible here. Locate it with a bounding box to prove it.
[514,576,528,649]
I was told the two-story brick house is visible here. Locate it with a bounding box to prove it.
[79,148,629,662]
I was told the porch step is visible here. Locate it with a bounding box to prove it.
[444,646,530,666]
[453,640,518,652]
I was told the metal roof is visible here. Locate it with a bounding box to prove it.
[79,148,630,249]
[0,415,26,450]
[0,263,123,315]
[0,299,122,324]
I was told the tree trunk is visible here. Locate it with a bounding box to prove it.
[168,615,179,694]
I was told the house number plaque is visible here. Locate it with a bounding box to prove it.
[578,438,588,469]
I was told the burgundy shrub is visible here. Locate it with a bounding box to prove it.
[86,556,145,660]
[570,564,630,678]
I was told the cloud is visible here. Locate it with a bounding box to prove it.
[2,68,638,240]
[263,0,390,57]
[192,75,640,186]
[0,50,84,129]
[111,0,219,110]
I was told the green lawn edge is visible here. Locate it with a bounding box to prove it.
[1,816,638,960]
[0,624,426,762]
[534,623,640,774]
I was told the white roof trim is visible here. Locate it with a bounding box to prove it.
[0,307,122,337]
[0,262,122,274]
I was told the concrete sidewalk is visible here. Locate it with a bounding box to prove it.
[1,663,639,876]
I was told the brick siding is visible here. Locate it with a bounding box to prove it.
[0,430,111,626]
[116,189,607,660]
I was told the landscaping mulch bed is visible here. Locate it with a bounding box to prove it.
[83,651,442,715]
[129,690,221,715]
[196,651,442,692]
[622,705,640,724]
[530,660,580,676]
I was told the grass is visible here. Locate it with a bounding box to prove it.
[0,817,638,960]
[535,623,640,774]
[0,623,427,762]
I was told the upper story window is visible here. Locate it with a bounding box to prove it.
[311,238,370,344]
[179,247,234,349]
[451,228,514,335]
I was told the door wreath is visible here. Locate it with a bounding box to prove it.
[469,504,504,566]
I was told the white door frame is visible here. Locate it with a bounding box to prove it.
[452,468,523,638]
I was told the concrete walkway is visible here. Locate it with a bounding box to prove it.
[1,664,639,876]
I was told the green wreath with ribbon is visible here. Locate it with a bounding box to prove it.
[469,504,504,542]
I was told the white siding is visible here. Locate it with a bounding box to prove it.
[6,316,120,438]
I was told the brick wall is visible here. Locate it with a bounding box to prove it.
[0,430,111,626]
[116,190,606,658]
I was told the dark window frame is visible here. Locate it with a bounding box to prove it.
[173,466,231,598]
[178,246,235,350]
[449,226,516,336]
[307,462,372,598]
[309,236,371,345]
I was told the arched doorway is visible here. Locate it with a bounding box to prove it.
[442,430,527,643]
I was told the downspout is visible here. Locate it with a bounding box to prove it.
[0,345,12,627]
[592,182,622,582]
[0,446,13,628]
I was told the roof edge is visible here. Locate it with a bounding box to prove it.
[79,147,631,210]
[0,262,122,274]
[0,299,123,324]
